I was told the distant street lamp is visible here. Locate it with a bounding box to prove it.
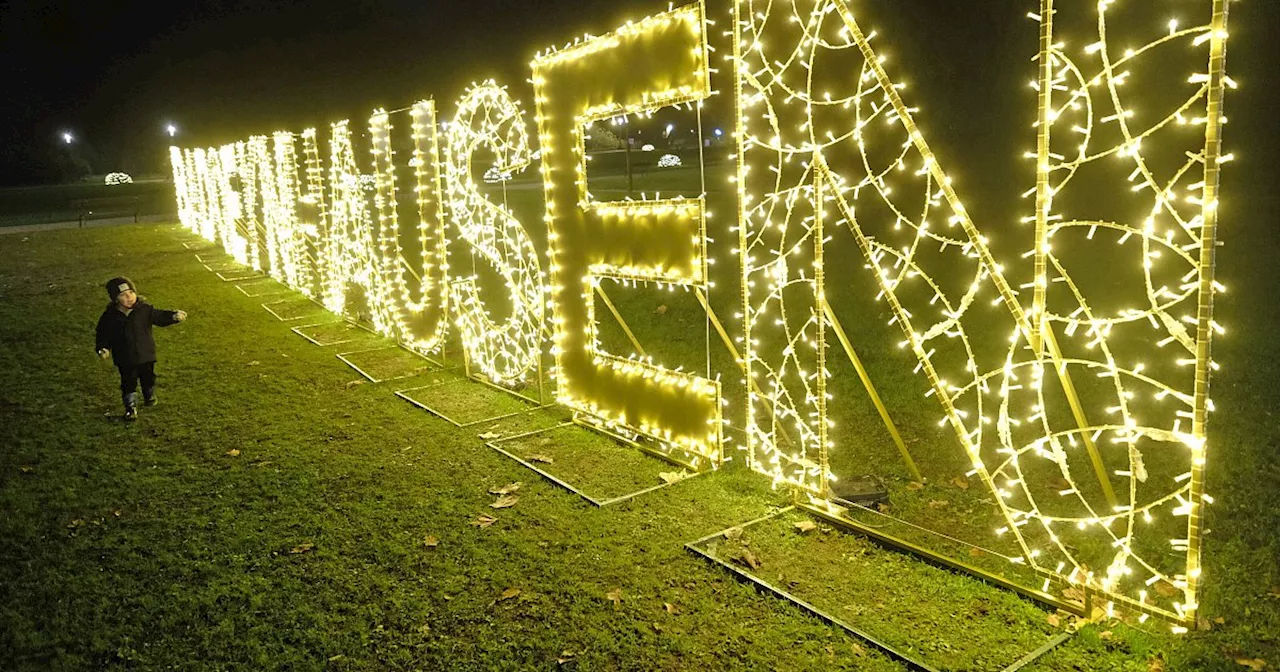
[166,123,178,138]
[61,132,74,144]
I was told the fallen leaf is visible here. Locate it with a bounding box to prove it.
[478,431,501,440]
[1235,659,1267,671]
[1267,587,1280,600]
[497,587,521,602]
[928,499,950,509]
[225,448,241,457]
[794,520,818,534]
[723,527,743,540]
[418,623,430,635]
[289,542,314,554]
[489,482,522,495]
[1063,586,1086,604]
[491,494,520,509]
[851,643,867,657]
[1046,613,1061,628]
[876,502,891,514]
[654,305,668,315]
[1215,617,1226,625]
[1099,630,1113,641]
[950,475,970,490]
[344,380,364,389]
[557,651,577,665]
[664,602,679,615]
[659,470,690,484]
[472,514,498,528]
[1154,580,1179,598]
[1050,477,1073,491]
[247,360,260,366]
[1148,656,1165,672]
[969,547,985,558]
[424,535,440,548]
[606,587,623,605]
[528,454,554,464]
[112,510,122,518]
[18,466,34,475]
[67,519,84,529]
[736,549,762,570]
[905,481,925,491]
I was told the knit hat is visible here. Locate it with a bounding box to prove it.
[105,277,137,301]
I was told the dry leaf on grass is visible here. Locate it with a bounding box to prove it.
[472,514,498,528]
[489,482,522,496]
[950,475,970,490]
[491,494,520,509]
[654,305,668,315]
[1154,580,1179,598]
[558,651,577,665]
[478,432,501,440]
[794,520,818,534]
[1267,587,1280,600]
[528,454,554,464]
[1235,659,1267,671]
[418,624,430,635]
[1046,613,1061,628]
[423,535,440,548]
[736,549,763,570]
[1148,657,1166,672]
[905,481,925,491]
[969,547,985,558]
[851,643,867,657]
[225,448,241,457]
[723,527,743,540]
[344,380,365,389]
[497,587,521,602]
[1099,630,1113,641]
[928,500,950,509]
[664,602,679,615]
[658,470,690,484]
[18,466,34,475]
[606,587,623,605]
[289,542,314,554]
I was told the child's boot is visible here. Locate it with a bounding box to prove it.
[123,392,139,421]
[143,387,157,407]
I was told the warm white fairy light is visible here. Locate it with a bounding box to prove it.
[733,0,1230,629]
[531,2,724,464]
[442,81,546,386]
[367,103,451,354]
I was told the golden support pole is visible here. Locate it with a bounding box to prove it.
[821,299,924,484]
[1041,327,1119,509]
[1031,0,1055,356]
[594,284,647,357]
[1186,0,1231,627]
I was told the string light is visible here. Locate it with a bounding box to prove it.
[531,2,723,464]
[732,0,1230,629]
[443,81,545,385]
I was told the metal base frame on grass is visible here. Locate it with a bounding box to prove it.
[685,506,1077,672]
[236,280,292,298]
[260,296,326,322]
[394,376,552,428]
[484,421,707,507]
[291,320,364,347]
[335,344,442,384]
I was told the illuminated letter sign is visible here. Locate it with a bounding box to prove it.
[443,82,545,385]
[530,4,722,462]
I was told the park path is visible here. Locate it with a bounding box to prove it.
[0,214,171,236]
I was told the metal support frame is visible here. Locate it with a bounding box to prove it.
[261,296,327,322]
[685,507,1077,672]
[485,422,706,507]
[819,299,923,483]
[336,345,435,384]
[395,377,555,428]
[291,320,362,347]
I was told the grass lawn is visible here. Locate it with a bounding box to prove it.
[1,220,1276,671]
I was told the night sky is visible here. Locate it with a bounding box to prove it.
[1,0,1275,197]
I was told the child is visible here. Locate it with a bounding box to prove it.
[95,277,187,420]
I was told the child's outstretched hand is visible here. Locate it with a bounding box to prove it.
[176,310,187,322]
[97,348,110,360]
